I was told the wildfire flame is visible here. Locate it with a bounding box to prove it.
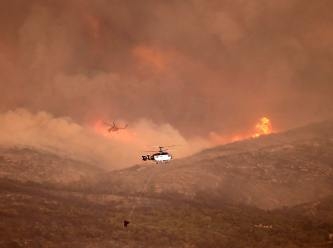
[210,116,274,144]
[252,117,272,138]
[92,116,273,154]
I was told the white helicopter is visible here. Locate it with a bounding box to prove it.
[103,120,128,132]
[141,146,174,164]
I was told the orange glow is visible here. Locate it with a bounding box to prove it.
[209,131,249,145]
[132,45,168,72]
[92,120,137,143]
[82,14,101,40]
[210,117,273,145]
[252,117,273,138]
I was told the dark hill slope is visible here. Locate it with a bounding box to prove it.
[89,121,333,209]
[1,178,333,247]
[0,146,103,185]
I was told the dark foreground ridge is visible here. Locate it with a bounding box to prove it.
[0,178,333,247]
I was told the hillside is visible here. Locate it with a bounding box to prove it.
[86,120,333,209]
[1,178,333,247]
[0,146,103,185]
[0,121,332,247]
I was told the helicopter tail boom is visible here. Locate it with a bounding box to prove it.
[142,155,152,161]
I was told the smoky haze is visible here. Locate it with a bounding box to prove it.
[0,0,333,167]
[0,109,210,169]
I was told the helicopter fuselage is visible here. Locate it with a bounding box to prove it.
[142,152,172,163]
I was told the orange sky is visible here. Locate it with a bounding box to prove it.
[0,0,332,139]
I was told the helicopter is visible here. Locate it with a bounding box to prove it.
[103,120,128,132]
[142,146,173,164]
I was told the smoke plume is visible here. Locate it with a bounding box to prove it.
[0,109,210,169]
[0,0,332,142]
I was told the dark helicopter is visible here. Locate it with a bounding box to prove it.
[123,220,130,228]
[142,146,173,164]
[103,120,128,132]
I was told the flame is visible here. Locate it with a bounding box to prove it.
[92,116,273,156]
[210,117,273,145]
[252,117,272,138]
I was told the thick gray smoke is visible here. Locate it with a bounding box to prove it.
[0,0,332,138]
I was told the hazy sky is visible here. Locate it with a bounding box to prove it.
[1,0,332,138]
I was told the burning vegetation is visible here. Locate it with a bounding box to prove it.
[252,117,273,138]
[210,117,274,145]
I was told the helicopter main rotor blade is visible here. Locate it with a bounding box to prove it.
[143,145,179,149]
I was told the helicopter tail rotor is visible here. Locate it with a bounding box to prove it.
[142,155,148,161]
[142,155,151,161]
